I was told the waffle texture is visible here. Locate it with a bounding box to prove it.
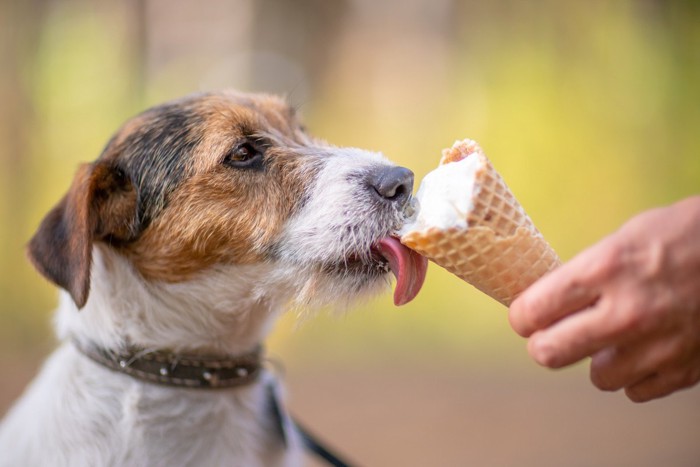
[401,140,560,306]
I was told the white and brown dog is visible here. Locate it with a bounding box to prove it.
[0,91,427,466]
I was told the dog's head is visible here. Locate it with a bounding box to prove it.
[28,91,427,313]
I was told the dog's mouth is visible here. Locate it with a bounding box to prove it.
[374,237,427,306]
[336,237,427,306]
[328,237,426,305]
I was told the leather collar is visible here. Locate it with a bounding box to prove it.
[73,339,355,465]
[72,339,263,389]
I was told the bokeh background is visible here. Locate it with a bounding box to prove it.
[1,1,699,465]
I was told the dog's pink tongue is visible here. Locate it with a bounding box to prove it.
[376,237,428,306]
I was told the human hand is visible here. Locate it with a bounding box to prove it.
[509,196,700,402]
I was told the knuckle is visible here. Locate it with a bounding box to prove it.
[593,241,623,278]
[639,240,667,281]
[561,277,592,305]
[611,301,649,336]
[611,308,637,334]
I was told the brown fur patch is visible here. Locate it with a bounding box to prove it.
[29,91,321,306]
[120,93,317,282]
[28,161,138,307]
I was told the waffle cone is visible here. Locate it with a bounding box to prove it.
[400,140,560,306]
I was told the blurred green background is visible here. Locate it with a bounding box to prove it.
[1,1,698,466]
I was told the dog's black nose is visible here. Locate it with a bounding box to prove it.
[370,166,414,205]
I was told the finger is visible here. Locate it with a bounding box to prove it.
[589,331,683,392]
[527,298,628,368]
[509,239,618,337]
[509,278,598,338]
[625,364,700,403]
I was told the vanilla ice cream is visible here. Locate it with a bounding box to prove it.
[401,153,481,234]
[398,139,560,306]
[399,139,487,235]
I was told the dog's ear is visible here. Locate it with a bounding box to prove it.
[27,162,138,308]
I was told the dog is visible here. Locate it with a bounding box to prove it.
[0,90,428,466]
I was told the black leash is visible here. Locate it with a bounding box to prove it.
[292,417,355,467]
[266,381,356,466]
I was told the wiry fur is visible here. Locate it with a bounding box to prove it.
[275,147,408,310]
[0,91,414,466]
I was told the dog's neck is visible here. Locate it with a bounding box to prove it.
[56,245,288,357]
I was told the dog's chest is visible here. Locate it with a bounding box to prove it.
[90,364,294,465]
[0,345,298,467]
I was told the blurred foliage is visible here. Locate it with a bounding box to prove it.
[1,0,698,365]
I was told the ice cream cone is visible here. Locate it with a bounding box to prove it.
[400,139,560,306]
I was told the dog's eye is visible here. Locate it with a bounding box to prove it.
[223,142,263,169]
[228,143,256,162]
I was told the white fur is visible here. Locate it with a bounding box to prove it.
[276,147,403,309]
[0,144,405,467]
[0,247,302,467]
